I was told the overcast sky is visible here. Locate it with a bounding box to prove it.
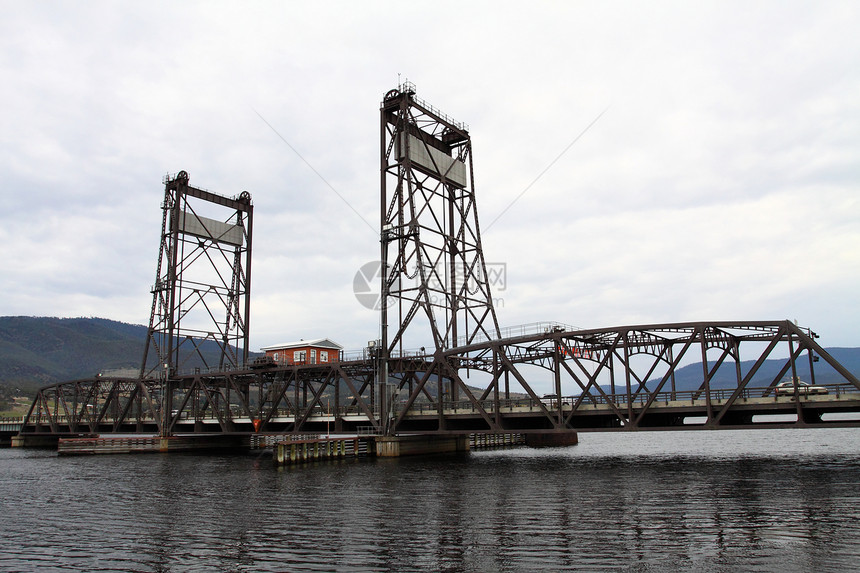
[2,1,858,355]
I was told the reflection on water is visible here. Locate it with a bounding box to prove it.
[1,429,859,572]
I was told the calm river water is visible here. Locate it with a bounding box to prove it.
[1,428,859,572]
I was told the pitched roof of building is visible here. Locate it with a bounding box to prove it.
[260,338,343,351]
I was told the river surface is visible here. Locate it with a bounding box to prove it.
[1,428,859,572]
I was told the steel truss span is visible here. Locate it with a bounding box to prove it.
[19,321,860,437]
[392,320,860,433]
[21,362,375,437]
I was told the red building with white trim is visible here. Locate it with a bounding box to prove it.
[260,338,343,365]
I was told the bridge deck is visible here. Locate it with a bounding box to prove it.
[14,387,860,440]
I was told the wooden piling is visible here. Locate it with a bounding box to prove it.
[273,436,374,467]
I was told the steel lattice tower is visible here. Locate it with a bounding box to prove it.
[380,83,501,356]
[140,170,253,380]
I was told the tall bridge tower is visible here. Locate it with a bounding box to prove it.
[140,171,253,380]
[379,82,501,358]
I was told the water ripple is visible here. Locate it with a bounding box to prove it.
[1,429,859,571]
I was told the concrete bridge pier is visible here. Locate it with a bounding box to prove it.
[375,435,470,457]
[374,431,579,457]
[11,435,63,448]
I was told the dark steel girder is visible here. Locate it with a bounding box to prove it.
[439,320,860,431]
[21,377,160,435]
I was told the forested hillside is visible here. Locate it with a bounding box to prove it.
[0,316,255,397]
[648,347,860,391]
[0,317,147,392]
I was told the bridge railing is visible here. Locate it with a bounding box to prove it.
[0,416,25,432]
[452,321,581,349]
[395,384,860,415]
[337,321,583,361]
[576,384,860,406]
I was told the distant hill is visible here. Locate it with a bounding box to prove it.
[589,347,860,395]
[647,347,860,391]
[0,316,254,394]
[0,317,148,392]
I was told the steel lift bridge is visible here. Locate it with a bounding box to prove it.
[17,85,860,446]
